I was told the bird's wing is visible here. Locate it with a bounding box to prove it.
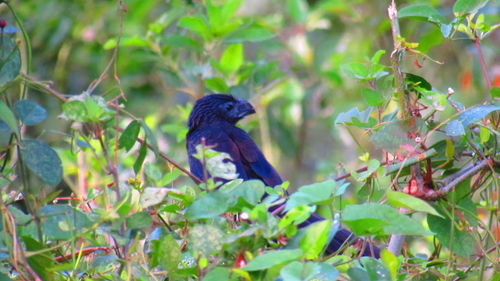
[228,127,283,187]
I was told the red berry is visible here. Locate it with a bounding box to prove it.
[0,19,6,29]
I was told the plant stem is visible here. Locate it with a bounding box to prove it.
[473,37,492,92]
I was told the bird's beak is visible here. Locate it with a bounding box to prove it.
[237,99,256,118]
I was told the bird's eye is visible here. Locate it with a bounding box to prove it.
[224,103,234,111]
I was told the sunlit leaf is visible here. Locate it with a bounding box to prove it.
[178,16,211,40]
[362,89,384,106]
[287,0,309,23]
[285,180,335,211]
[244,249,304,271]
[300,220,331,259]
[220,44,243,74]
[387,191,442,217]
[343,203,431,235]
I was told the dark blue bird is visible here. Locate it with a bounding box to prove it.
[186,94,379,258]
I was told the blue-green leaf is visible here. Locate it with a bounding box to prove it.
[19,139,62,186]
[14,100,47,126]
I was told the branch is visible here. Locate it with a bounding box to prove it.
[433,158,493,198]
[22,75,202,185]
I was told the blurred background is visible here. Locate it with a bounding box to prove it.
[2,0,498,190]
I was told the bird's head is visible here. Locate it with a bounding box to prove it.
[188,94,256,130]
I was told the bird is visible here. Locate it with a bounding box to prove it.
[186,94,380,258]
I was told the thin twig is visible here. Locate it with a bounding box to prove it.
[473,37,492,91]
[434,158,492,198]
[21,75,202,185]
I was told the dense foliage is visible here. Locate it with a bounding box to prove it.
[0,0,498,280]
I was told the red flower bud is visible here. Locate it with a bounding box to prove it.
[0,19,6,29]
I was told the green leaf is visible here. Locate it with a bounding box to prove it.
[444,105,500,136]
[335,107,374,127]
[159,170,182,186]
[220,44,243,74]
[140,187,169,208]
[185,191,232,220]
[126,211,153,229]
[370,50,386,64]
[119,120,141,151]
[0,121,13,147]
[362,89,384,106]
[178,16,211,40]
[443,120,465,136]
[133,139,148,174]
[0,100,18,135]
[343,203,431,236]
[300,220,331,259]
[399,4,447,23]
[156,234,182,277]
[103,36,149,50]
[380,250,399,281]
[347,267,370,281]
[361,257,392,281]
[352,159,380,181]
[223,26,275,43]
[163,35,202,51]
[342,62,369,79]
[427,213,475,257]
[387,191,442,217]
[38,205,92,240]
[479,127,490,143]
[287,0,309,23]
[371,120,421,152]
[453,0,489,14]
[490,87,500,98]
[189,224,224,257]
[206,0,238,35]
[0,272,13,281]
[416,27,444,53]
[0,35,21,87]
[204,267,231,281]
[62,100,87,122]
[221,179,266,208]
[456,105,500,127]
[14,100,47,126]
[405,73,432,91]
[280,261,338,281]
[244,249,304,271]
[205,77,229,92]
[19,139,62,186]
[285,180,336,211]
